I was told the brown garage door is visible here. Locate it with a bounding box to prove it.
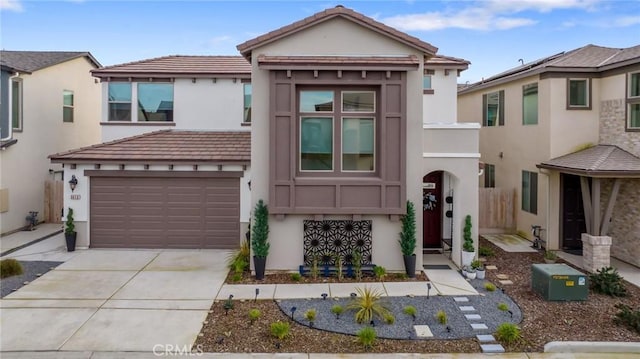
[90,176,240,249]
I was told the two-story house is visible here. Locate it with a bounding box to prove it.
[0,51,101,235]
[458,44,640,270]
[50,6,480,271]
[49,56,252,249]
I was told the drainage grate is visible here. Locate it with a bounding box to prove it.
[423,264,452,270]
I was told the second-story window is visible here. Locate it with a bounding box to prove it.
[522,83,538,125]
[138,83,173,122]
[243,83,252,123]
[108,83,131,121]
[568,78,590,109]
[63,90,74,123]
[423,69,434,94]
[299,89,376,173]
[628,72,640,131]
[11,78,23,131]
[482,90,504,127]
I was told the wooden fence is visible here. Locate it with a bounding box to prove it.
[479,188,515,230]
[44,180,63,223]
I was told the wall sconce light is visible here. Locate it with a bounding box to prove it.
[68,175,78,192]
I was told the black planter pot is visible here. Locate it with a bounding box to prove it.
[65,232,77,252]
[253,256,266,280]
[403,254,416,278]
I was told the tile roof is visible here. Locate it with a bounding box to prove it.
[459,44,640,94]
[49,130,251,163]
[237,5,437,59]
[257,55,420,68]
[537,145,640,177]
[0,51,101,73]
[426,55,470,68]
[91,55,251,78]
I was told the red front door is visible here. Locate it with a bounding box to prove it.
[423,171,443,249]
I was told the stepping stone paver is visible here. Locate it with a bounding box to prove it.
[485,265,498,270]
[496,274,509,279]
[476,334,496,342]
[471,323,488,330]
[465,314,481,320]
[453,297,469,302]
[413,325,434,338]
[459,306,475,311]
[481,344,505,353]
[499,280,514,285]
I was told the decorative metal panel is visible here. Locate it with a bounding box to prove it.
[303,220,372,266]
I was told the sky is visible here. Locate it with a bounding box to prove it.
[1,0,639,84]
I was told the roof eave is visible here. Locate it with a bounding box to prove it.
[91,71,251,79]
[536,163,640,178]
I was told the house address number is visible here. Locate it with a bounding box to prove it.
[70,194,81,200]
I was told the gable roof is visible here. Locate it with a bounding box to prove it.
[49,130,251,164]
[425,55,470,70]
[537,145,640,178]
[459,44,640,94]
[91,55,251,78]
[237,5,437,60]
[0,51,101,73]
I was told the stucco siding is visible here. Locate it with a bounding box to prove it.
[424,69,458,124]
[0,57,100,233]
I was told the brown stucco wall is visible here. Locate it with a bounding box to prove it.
[598,98,640,267]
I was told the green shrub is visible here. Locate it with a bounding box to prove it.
[270,321,290,340]
[346,286,391,324]
[497,303,509,311]
[462,215,474,252]
[356,327,376,349]
[251,200,270,258]
[590,266,627,297]
[352,250,363,281]
[395,273,409,280]
[373,265,386,280]
[64,208,75,235]
[248,308,261,324]
[231,272,243,282]
[335,254,343,281]
[436,310,447,324]
[471,259,483,270]
[544,250,558,261]
[384,313,395,324]
[403,305,417,318]
[495,322,521,344]
[310,255,319,280]
[331,304,344,319]
[290,272,302,281]
[0,258,23,279]
[614,304,640,334]
[484,282,497,292]
[304,309,317,322]
[227,240,250,273]
[479,246,495,257]
[398,201,416,256]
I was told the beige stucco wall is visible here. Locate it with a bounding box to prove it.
[424,69,459,124]
[249,17,426,271]
[0,57,100,234]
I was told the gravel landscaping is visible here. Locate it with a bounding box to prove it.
[0,260,62,298]
[198,237,640,353]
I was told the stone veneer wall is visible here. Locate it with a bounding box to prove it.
[598,99,640,267]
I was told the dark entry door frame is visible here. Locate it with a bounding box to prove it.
[423,171,443,249]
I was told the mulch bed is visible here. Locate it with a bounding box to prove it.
[197,237,640,353]
[225,270,428,284]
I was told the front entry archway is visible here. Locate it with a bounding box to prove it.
[423,171,443,249]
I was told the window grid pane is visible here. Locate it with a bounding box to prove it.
[629,103,640,128]
[342,91,375,112]
[63,90,74,123]
[244,84,252,123]
[301,117,333,171]
[11,80,21,129]
[631,73,640,97]
[342,118,374,171]
[523,83,538,125]
[300,91,333,112]
[108,83,131,121]
[137,83,173,122]
[569,80,588,106]
[486,91,500,126]
[423,75,432,89]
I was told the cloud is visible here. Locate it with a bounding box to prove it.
[382,0,600,31]
[0,0,23,12]
[209,35,232,44]
[610,15,640,27]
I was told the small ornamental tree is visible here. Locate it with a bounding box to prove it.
[251,200,270,258]
[463,215,474,252]
[65,208,75,235]
[399,201,416,256]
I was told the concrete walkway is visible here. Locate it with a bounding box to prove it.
[0,223,63,257]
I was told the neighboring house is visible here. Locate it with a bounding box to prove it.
[49,57,253,249]
[0,51,101,235]
[458,44,640,269]
[238,5,479,271]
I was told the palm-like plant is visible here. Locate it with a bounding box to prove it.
[346,286,391,324]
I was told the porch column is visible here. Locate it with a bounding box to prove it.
[581,233,612,273]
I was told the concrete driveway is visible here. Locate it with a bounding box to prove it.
[0,249,230,352]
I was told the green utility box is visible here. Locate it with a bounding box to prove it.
[531,264,588,301]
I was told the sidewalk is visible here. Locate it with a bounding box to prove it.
[0,223,63,257]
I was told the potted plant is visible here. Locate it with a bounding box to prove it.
[64,207,77,252]
[471,259,485,279]
[466,266,477,280]
[398,201,417,278]
[461,215,475,266]
[251,199,270,280]
[543,250,558,264]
